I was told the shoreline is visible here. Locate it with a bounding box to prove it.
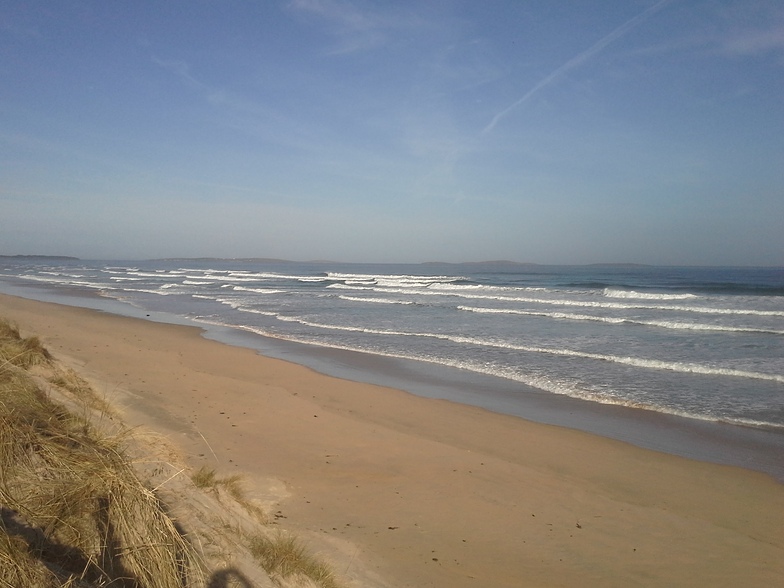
[204,324,784,481]
[2,291,784,586]
[3,279,784,482]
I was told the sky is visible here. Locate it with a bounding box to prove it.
[1,1,783,265]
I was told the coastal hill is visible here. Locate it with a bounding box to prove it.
[2,255,654,268]
[422,259,541,267]
[0,255,80,260]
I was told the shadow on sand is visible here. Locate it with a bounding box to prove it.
[207,568,255,587]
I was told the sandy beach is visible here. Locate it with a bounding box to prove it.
[2,292,783,587]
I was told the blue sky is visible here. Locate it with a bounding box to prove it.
[2,1,783,264]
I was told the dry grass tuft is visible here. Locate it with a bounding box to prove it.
[191,466,267,524]
[218,475,246,504]
[191,465,219,490]
[247,532,339,588]
[0,318,204,587]
[47,366,114,416]
[0,318,51,369]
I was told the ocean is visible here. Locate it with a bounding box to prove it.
[2,258,783,477]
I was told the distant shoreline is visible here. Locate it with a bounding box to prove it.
[3,255,781,268]
[0,254,80,260]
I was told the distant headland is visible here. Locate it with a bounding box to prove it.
[1,256,659,268]
[0,255,80,260]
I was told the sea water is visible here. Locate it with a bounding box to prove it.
[2,258,783,477]
[1,259,782,429]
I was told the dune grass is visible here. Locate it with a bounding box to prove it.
[47,365,114,417]
[191,466,266,523]
[190,465,343,587]
[0,318,50,368]
[0,318,204,587]
[247,532,339,588]
[191,465,220,490]
[193,467,244,503]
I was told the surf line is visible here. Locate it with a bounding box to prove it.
[245,313,784,384]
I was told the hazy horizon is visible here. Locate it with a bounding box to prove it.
[3,253,783,269]
[2,1,783,266]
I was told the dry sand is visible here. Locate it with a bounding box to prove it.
[2,292,783,587]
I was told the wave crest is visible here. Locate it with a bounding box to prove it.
[604,288,698,300]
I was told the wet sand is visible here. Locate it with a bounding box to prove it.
[2,292,783,587]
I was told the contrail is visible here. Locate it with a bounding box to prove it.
[482,0,674,135]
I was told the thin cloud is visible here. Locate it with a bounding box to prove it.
[150,55,316,151]
[289,0,376,31]
[151,56,205,91]
[722,26,784,57]
[287,0,420,54]
[482,0,674,135]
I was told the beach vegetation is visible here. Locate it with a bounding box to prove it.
[0,317,51,368]
[1,317,344,587]
[247,531,339,588]
[191,466,266,523]
[0,319,204,587]
[48,366,114,416]
[191,465,219,489]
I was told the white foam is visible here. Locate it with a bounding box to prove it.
[457,306,784,335]
[338,295,415,305]
[233,286,285,294]
[253,315,784,384]
[19,275,110,290]
[326,283,373,291]
[316,275,784,318]
[103,267,139,272]
[327,272,464,289]
[604,288,698,300]
[135,286,784,388]
[358,285,784,317]
[441,335,784,383]
[204,297,279,316]
[123,288,179,296]
[426,283,486,290]
[126,271,171,278]
[217,271,326,281]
